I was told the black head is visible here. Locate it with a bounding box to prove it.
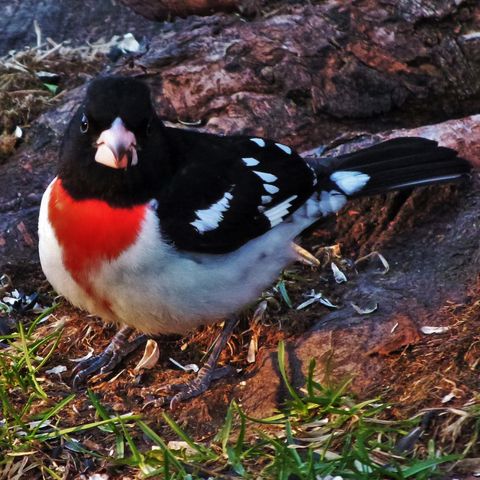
[59,76,172,206]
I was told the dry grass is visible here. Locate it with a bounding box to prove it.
[0,33,116,161]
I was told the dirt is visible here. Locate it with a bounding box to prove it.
[6,197,480,475]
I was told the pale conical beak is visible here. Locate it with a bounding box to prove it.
[95,117,138,169]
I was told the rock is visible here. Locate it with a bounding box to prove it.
[0,0,157,55]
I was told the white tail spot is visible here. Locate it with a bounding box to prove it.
[330,171,370,195]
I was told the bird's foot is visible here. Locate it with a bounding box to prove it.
[167,365,235,408]
[72,326,147,389]
[145,365,235,410]
[145,317,239,409]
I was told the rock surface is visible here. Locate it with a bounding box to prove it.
[0,0,157,55]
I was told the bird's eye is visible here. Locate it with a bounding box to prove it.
[80,114,89,133]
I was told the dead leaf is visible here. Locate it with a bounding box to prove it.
[355,251,389,274]
[351,302,378,315]
[45,365,67,375]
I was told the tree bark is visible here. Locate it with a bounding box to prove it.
[115,1,480,147]
[119,0,259,20]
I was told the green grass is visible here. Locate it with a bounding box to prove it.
[0,311,472,479]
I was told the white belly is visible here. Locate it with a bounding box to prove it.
[39,179,313,335]
[87,210,304,334]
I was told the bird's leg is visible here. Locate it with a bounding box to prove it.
[168,317,239,408]
[72,326,147,389]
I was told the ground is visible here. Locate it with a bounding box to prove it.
[2,175,480,478]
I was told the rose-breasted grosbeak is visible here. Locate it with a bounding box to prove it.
[38,76,471,405]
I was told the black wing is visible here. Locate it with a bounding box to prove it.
[156,128,317,253]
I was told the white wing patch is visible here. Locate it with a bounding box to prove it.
[275,143,292,155]
[261,195,273,205]
[263,195,298,227]
[264,184,279,194]
[250,138,266,147]
[330,170,370,195]
[242,157,259,167]
[253,170,277,183]
[191,191,233,233]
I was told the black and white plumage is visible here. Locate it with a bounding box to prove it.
[38,76,471,398]
[155,129,316,253]
[157,130,468,254]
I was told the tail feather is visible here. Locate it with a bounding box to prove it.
[332,137,437,171]
[311,137,471,198]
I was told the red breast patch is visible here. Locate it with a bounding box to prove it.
[48,179,147,298]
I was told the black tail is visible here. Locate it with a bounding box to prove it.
[309,137,471,197]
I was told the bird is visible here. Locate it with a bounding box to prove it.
[38,76,471,406]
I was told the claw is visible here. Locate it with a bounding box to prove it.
[71,327,148,388]
[167,367,235,408]
[141,320,238,410]
[166,321,237,408]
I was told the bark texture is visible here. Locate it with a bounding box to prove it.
[118,0,480,147]
[119,0,260,20]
